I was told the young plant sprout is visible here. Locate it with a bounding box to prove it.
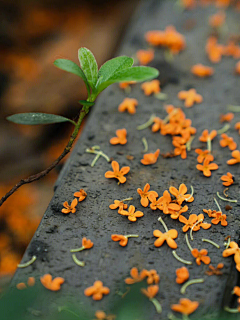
[0,48,158,206]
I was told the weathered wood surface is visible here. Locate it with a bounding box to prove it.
[9,0,240,319]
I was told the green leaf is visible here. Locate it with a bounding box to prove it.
[53,59,90,93]
[7,113,74,125]
[78,48,98,89]
[97,56,134,87]
[78,100,94,107]
[97,66,159,93]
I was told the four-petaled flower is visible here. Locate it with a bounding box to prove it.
[205,263,224,276]
[191,64,214,77]
[136,49,154,65]
[84,281,110,300]
[220,113,234,123]
[175,267,189,284]
[171,298,199,315]
[111,234,129,247]
[169,205,188,220]
[222,241,240,272]
[137,183,158,207]
[227,150,240,165]
[74,189,87,202]
[153,190,180,214]
[118,98,138,114]
[141,149,160,165]
[62,198,78,214]
[119,205,144,222]
[196,157,218,177]
[152,117,163,132]
[109,200,128,213]
[179,214,198,232]
[105,161,130,184]
[195,149,214,163]
[125,267,145,284]
[40,274,64,291]
[82,237,94,249]
[169,184,194,205]
[153,229,178,249]
[221,172,234,186]
[178,88,203,107]
[199,129,217,142]
[141,80,161,96]
[141,285,159,299]
[219,133,237,151]
[191,248,211,265]
[110,129,127,145]
[209,11,225,28]
[142,269,160,284]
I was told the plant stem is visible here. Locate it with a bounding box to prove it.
[72,254,85,267]
[158,216,169,232]
[0,105,90,207]
[217,124,230,134]
[190,219,202,240]
[17,255,37,268]
[207,137,211,152]
[216,192,237,203]
[150,298,162,313]
[172,250,192,265]
[202,238,220,248]
[180,278,204,294]
[137,114,156,130]
[185,186,194,201]
[214,197,222,212]
[70,246,85,253]
[142,137,148,153]
[224,306,239,313]
[185,233,193,252]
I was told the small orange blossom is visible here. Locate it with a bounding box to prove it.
[227,150,240,165]
[141,80,161,96]
[40,274,64,291]
[191,64,214,77]
[137,183,158,207]
[84,281,110,300]
[110,128,127,145]
[141,149,160,165]
[136,49,154,65]
[191,248,211,265]
[176,267,189,284]
[119,205,144,222]
[118,98,138,114]
[178,88,203,107]
[153,229,178,249]
[74,189,87,202]
[105,161,130,184]
[171,298,199,315]
[221,172,234,186]
[62,198,78,214]
[196,158,218,177]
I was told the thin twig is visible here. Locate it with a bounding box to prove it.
[137,114,156,130]
[216,192,237,203]
[18,256,37,268]
[180,278,204,294]
[214,197,222,212]
[202,238,220,249]
[0,106,90,207]
[142,137,148,153]
[172,251,192,265]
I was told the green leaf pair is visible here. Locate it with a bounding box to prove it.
[54,47,159,98]
[7,47,159,125]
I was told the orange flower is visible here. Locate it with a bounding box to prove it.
[221,172,234,186]
[220,113,234,123]
[205,263,224,276]
[176,267,189,284]
[105,161,130,184]
[82,237,94,249]
[136,49,154,65]
[169,184,194,205]
[196,158,218,177]
[209,11,225,28]
[227,150,240,165]
[235,122,240,134]
[211,212,228,226]
[195,149,214,163]
[199,129,217,142]
[153,229,178,249]
[27,277,35,286]
[178,89,203,107]
[220,133,237,151]
[95,311,116,320]
[40,274,64,291]
[222,241,240,271]
[205,36,224,63]
[172,138,187,159]
[171,298,199,315]
[152,190,180,214]
[152,117,163,132]
[180,0,196,9]
[141,149,160,165]
[141,80,160,96]
[118,98,138,114]
[109,200,128,213]
[191,248,211,265]
[203,209,217,217]
[141,285,159,299]
[110,129,127,145]
[74,189,87,202]
[233,286,240,297]
[111,234,128,247]
[169,205,188,220]
[119,81,136,89]
[119,205,144,222]
[142,269,160,284]
[137,183,158,207]
[16,283,27,290]
[61,198,78,214]
[196,213,211,230]
[236,61,240,75]
[145,26,186,54]
[224,41,240,58]
[179,214,198,232]
[191,64,214,77]
[84,281,110,300]
[125,267,146,284]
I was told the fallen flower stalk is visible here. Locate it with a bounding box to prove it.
[172,251,192,265]
[216,192,237,203]
[72,254,85,267]
[85,146,110,167]
[180,278,204,294]
[202,238,220,249]
[17,255,37,268]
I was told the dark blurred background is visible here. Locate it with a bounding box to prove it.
[0,0,139,287]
